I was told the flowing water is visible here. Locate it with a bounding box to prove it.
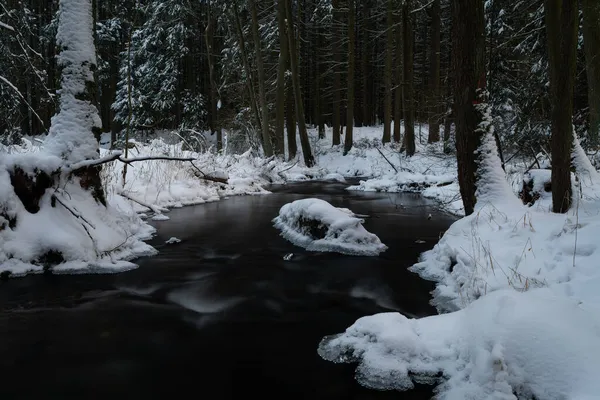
[0,181,456,399]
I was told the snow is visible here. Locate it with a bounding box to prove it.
[319,288,600,400]
[44,0,102,164]
[0,154,157,276]
[273,198,387,256]
[312,120,600,399]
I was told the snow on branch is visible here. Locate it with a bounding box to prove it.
[0,21,14,31]
[64,153,228,184]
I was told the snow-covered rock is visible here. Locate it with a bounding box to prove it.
[273,198,387,256]
[319,288,600,400]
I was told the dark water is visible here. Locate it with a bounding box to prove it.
[0,181,456,399]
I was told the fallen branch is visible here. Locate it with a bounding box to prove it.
[189,161,229,184]
[116,190,168,214]
[121,155,196,163]
[67,153,229,184]
[53,194,99,256]
[376,147,398,173]
[53,194,96,229]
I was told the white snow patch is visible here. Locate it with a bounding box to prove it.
[273,198,387,256]
[151,214,170,221]
[319,288,600,400]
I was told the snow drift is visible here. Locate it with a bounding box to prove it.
[273,198,387,256]
[318,288,600,400]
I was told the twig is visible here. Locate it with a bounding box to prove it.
[188,161,229,184]
[376,147,398,173]
[53,194,96,229]
[53,194,99,256]
[116,190,168,214]
[277,161,299,174]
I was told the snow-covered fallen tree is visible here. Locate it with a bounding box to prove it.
[272,198,387,256]
[318,288,600,400]
[0,0,156,277]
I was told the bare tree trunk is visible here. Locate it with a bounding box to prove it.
[274,0,289,156]
[332,0,342,146]
[403,0,415,156]
[344,0,356,155]
[231,4,263,144]
[316,24,325,139]
[285,0,315,167]
[393,1,403,143]
[382,0,393,143]
[427,0,441,143]
[452,0,485,215]
[286,75,297,159]
[545,0,578,213]
[249,0,273,156]
[205,2,221,152]
[583,0,600,148]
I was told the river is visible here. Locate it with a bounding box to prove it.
[0,181,456,399]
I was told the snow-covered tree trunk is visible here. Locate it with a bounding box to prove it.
[45,0,106,204]
[474,90,520,209]
[46,0,102,161]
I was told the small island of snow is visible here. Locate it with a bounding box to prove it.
[272,198,387,256]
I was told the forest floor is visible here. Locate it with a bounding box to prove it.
[100,125,464,219]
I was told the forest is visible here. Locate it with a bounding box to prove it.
[1,1,600,399]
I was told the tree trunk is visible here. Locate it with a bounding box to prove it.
[332,0,342,146]
[285,0,315,167]
[231,4,263,144]
[344,0,356,156]
[286,75,297,159]
[275,0,289,156]
[382,0,393,143]
[452,0,485,215]
[403,0,415,156]
[249,0,273,157]
[545,0,578,213]
[316,24,325,139]
[205,3,222,152]
[583,0,600,148]
[427,0,441,143]
[393,1,402,143]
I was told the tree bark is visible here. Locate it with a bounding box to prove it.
[403,0,415,156]
[231,4,263,145]
[427,0,441,143]
[344,0,355,155]
[286,75,297,159]
[285,0,315,167]
[545,0,578,213]
[249,0,273,157]
[332,0,342,146]
[275,0,289,156]
[205,3,222,152]
[393,1,403,143]
[583,0,600,148]
[452,0,485,215]
[382,0,393,143]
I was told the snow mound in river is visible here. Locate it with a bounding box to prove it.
[273,198,387,256]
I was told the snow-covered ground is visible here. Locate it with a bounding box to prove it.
[101,125,462,218]
[318,130,600,399]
